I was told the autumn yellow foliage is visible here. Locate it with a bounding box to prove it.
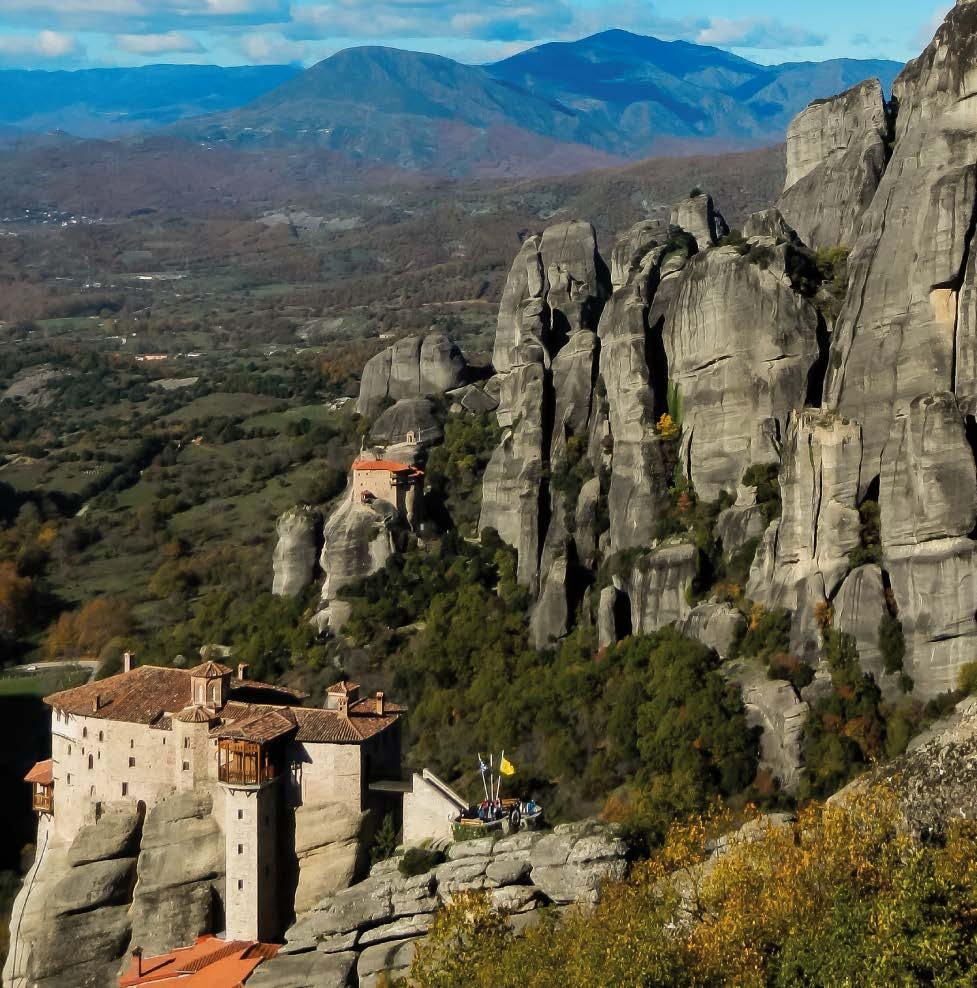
[411,787,977,987]
[656,413,680,441]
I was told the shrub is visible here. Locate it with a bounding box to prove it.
[655,412,679,441]
[957,661,977,696]
[398,846,445,878]
[878,613,906,674]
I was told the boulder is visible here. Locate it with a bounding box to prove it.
[778,79,889,249]
[741,209,798,242]
[246,950,358,988]
[529,827,627,905]
[680,603,746,660]
[716,486,768,556]
[272,506,322,598]
[293,803,371,915]
[357,938,420,988]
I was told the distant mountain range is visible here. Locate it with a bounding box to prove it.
[0,34,903,176]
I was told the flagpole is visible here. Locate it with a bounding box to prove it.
[489,753,494,803]
[478,753,489,801]
[497,750,505,800]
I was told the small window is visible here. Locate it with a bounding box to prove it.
[129,739,134,749]
[237,879,243,891]
[237,809,244,820]
[67,745,72,756]
[184,738,190,750]
[67,773,71,785]
[87,755,93,770]
[98,731,103,742]
[121,782,128,797]
[82,727,87,739]
[182,761,189,771]
[128,757,136,768]
[237,844,243,855]
[162,738,166,745]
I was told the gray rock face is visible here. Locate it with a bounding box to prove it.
[480,221,610,593]
[662,245,820,500]
[273,822,627,986]
[246,950,357,988]
[669,193,728,248]
[748,412,863,650]
[833,565,891,685]
[778,79,889,250]
[357,333,467,418]
[625,544,696,634]
[680,603,746,660]
[741,209,798,242]
[825,5,977,474]
[293,803,372,915]
[128,790,224,957]
[273,506,322,598]
[5,794,224,988]
[729,660,808,793]
[879,393,977,549]
[716,486,768,556]
[368,396,443,449]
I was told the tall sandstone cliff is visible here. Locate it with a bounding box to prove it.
[477,0,977,697]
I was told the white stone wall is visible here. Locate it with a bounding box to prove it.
[224,783,279,941]
[403,774,462,847]
[290,742,363,808]
[50,710,179,842]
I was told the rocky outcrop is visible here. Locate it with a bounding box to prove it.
[4,793,224,988]
[625,544,696,635]
[778,79,890,250]
[316,497,406,633]
[272,506,322,598]
[357,333,467,418]
[680,602,746,660]
[480,220,610,600]
[293,804,372,915]
[832,565,891,684]
[825,3,977,474]
[368,397,443,450]
[716,485,768,555]
[267,823,627,986]
[662,245,820,500]
[669,193,728,248]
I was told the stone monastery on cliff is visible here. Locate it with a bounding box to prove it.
[26,655,403,943]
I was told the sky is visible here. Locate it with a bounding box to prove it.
[0,0,954,72]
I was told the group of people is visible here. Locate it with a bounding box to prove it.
[476,798,507,822]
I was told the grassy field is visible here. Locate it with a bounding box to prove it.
[0,665,91,697]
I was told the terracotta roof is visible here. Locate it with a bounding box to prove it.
[352,458,413,473]
[24,759,53,785]
[119,935,278,987]
[231,678,308,701]
[217,697,403,745]
[216,708,297,743]
[44,665,304,726]
[175,705,217,725]
[188,661,232,679]
[327,679,360,695]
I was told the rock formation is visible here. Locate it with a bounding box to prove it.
[4,792,223,988]
[357,333,467,418]
[272,506,322,598]
[669,193,728,248]
[778,79,890,250]
[258,823,627,987]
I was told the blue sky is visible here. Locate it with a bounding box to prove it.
[0,0,952,71]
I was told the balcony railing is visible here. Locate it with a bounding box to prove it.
[32,787,53,814]
[217,740,276,787]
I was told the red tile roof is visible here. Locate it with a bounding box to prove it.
[25,759,53,785]
[352,458,413,472]
[44,665,305,726]
[216,708,297,743]
[189,661,232,679]
[217,696,403,745]
[119,935,278,987]
[327,679,360,695]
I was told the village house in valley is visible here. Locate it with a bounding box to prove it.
[26,655,403,943]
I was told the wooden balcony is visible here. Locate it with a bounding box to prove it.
[217,739,276,787]
[32,784,53,814]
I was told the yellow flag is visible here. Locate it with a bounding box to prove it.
[499,755,515,776]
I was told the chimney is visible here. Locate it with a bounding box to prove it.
[123,651,134,673]
[376,691,385,716]
[92,694,101,713]
[131,946,143,977]
[237,663,248,681]
[337,694,349,719]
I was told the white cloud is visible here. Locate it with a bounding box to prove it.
[238,31,324,63]
[0,29,83,62]
[696,17,825,50]
[913,4,952,48]
[115,31,204,53]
